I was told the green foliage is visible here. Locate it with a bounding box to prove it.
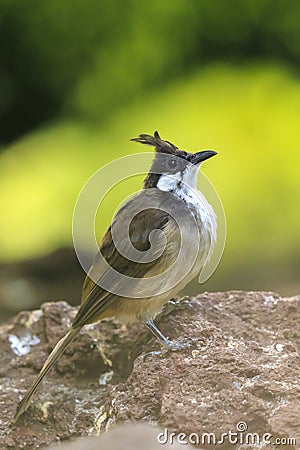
[2,0,300,139]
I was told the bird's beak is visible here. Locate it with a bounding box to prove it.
[190,150,217,165]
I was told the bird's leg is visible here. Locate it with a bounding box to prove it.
[145,319,191,352]
[145,319,173,348]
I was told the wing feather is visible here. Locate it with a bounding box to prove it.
[73,191,173,327]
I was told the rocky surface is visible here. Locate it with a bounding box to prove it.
[45,423,192,450]
[0,291,299,449]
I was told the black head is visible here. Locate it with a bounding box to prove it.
[131,131,217,189]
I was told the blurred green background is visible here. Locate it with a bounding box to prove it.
[0,0,299,319]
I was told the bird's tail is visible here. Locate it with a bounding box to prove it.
[14,326,81,421]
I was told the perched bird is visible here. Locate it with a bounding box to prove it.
[15,131,217,420]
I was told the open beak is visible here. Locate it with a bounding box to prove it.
[190,150,217,165]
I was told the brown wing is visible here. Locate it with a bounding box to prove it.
[73,190,173,327]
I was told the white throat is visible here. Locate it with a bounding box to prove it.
[156,167,217,244]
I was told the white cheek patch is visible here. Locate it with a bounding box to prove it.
[182,165,198,187]
[156,173,182,192]
[157,165,198,192]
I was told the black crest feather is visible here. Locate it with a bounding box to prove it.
[131,131,178,154]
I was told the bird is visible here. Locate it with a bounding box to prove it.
[14,131,217,421]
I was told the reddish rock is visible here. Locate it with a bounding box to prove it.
[0,292,299,449]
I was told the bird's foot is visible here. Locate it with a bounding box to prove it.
[165,337,193,351]
[164,336,201,352]
[142,337,195,361]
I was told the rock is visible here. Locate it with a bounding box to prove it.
[45,423,192,450]
[0,291,299,449]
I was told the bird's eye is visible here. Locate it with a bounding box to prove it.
[166,157,180,172]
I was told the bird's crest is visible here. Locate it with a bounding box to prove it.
[131,131,178,154]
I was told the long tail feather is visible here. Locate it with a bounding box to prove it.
[14,326,80,421]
